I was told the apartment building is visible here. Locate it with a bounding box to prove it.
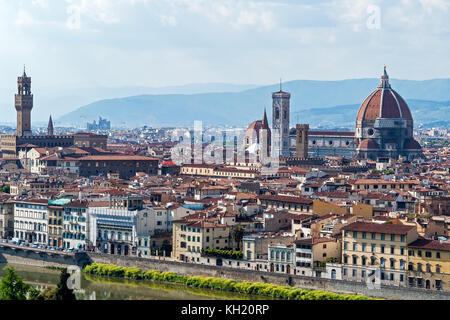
[293,237,341,277]
[407,238,450,291]
[63,200,89,250]
[351,179,420,192]
[172,216,231,263]
[13,199,48,244]
[258,194,313,215]
[341,222,418,287]
[48,199,71,247]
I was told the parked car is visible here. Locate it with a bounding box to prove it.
[1,239,7,243]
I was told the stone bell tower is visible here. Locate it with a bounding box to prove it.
[272,80,291,157]
[15,67,33,137]
[296,124,309,158]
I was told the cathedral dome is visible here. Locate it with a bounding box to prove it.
[358,138,379,150]
[244,109,271,147]
[356,67,413,122]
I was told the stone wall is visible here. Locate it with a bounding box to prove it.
[1,246,449,300]
[86,252,450,300]
[0,246,80,268]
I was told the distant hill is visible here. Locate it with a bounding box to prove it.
[57,78,450,128]
[0,83,259,124]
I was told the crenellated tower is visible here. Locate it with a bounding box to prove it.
[15,67,33,137]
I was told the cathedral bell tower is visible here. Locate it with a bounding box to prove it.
[272,80,291,157]
[15,67,33,137]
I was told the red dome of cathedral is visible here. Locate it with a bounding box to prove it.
[244,109,271,141]
[358,138,379,150]
[356,67,413,122]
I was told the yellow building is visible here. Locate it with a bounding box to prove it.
[312,200,347,216]
[407,238,450,291]
[352,179,420,192]
[180,164,216,177]
[341,221,418,287]
[172,217,231,263]
[350,203,373,219]
[47,205,64,247]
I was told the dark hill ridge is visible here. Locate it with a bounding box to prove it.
[58,78,450,128]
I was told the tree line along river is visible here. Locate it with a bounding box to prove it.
[0,263,274,300]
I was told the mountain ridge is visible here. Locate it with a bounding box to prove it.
[57,78,450,128]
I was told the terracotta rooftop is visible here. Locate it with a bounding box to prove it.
[342,221,415,235]
[408,238,450,251]
[259,194,313,205]
[79,155,159,161]
[309,131,355,137]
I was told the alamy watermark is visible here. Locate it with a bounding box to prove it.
[66,265,96,300]
[170,121,280,175]
[367,5,381,30]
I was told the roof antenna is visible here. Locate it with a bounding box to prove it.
[280,78,282,92]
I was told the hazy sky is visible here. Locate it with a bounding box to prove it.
[1,0,450,89]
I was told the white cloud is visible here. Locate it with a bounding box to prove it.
[160,14,177,27]
[31,0,49,8]
[16,9,35,26]
[419,0,450,14]
[1,0,450,92]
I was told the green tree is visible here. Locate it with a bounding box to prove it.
[0,267,34,300]
[53,269,77,301]
[231,225,245,251]
[0,185,10,194]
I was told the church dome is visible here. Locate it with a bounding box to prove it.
[244,109,271,144]
[358,138,379,150]
[356,67,413,122]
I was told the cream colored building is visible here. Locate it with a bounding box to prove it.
[341,221,418,287]
[172,217,231,263]
[351,179,420,192]
[407,238,450,292]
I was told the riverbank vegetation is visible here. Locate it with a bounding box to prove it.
[83,263,374,300]
[201,248,243,260]
[0,267,76,300]
[0,267,40,300]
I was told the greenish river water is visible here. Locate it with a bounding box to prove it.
[0,264,273,300]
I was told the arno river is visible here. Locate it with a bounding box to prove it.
[0,264,273,300]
